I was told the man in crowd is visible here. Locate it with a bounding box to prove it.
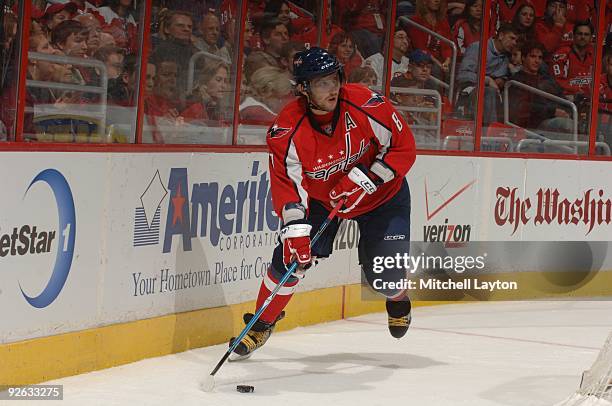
[363,29,410,87]
[535,0,573,57]
[549,21,594,100]
[194,12,223,57]
[509,41,572,136]
[457,23,519,123]
[245,19,289,71]
[151,10,196,99]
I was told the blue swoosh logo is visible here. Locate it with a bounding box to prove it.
[20,169,76,308]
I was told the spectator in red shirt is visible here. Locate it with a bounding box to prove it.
[452,0,482,58]
[41,3,78,36]
[407,0,453,75]
[66,0,99,15]
[292,15,343,49]
[264,0,312,39]
[183,60,230,125]
[239,66,292,125]
[97,0,138,54]
[533,0,595,24]
[535,0,573,57]
[335,0,386,58]
[549,21,594,99]
[328,32,364,78]
[491,0,527,32]
[511,4,536,44]
[146,58,181,119]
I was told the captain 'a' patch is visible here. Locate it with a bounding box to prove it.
[345,112,357,131]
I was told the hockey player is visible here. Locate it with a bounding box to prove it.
[230,47,417,359]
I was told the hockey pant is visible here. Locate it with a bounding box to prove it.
[256,180,412,324]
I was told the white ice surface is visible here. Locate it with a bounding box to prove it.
[25,301,612,406]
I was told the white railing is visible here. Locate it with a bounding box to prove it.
[390,86,442,149]
[503,80,579,142]
[516,139,611,156]
[442,135,514,152]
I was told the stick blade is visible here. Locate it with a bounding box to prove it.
[201,374,215,392]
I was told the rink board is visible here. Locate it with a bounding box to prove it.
[0,152,611,385]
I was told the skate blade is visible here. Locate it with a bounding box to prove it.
[228,352,253,362]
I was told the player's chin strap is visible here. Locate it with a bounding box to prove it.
[303,84,328,113]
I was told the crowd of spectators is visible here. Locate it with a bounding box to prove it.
[0,0,609,147]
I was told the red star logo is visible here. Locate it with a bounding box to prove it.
[171,184,186,225]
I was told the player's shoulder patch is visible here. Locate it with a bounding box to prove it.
[361,92,386,108]
[552,47,570,62]
[267,124,292,139]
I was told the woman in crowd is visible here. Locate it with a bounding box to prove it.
[452,0,482,58]
[183,60,230,126]
[239,66,292,125]
[328,32,363,78]
[406,0,452,76]
[512,4,536,44]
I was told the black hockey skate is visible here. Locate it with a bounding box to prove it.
[228,311,285,362]
[386,298,411,339]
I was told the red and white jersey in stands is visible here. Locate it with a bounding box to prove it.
[266,84,416,222]
[600,74,612,123]
[530,0,593,21]
[535,19,574,55]
[492,0,528,26]
[550,45,594,96]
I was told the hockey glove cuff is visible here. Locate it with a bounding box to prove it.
[329,164,381,214]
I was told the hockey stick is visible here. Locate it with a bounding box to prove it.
[202,199,345,391]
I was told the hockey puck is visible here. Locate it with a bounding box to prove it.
[236,385,254,393]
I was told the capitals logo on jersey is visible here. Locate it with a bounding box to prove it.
[268,124,292,138]
[362,92,385,108]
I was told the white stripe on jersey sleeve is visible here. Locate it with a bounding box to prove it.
[286,139,309,211]
[367,117,392,160]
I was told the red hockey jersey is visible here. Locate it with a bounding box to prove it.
[492,0,528,26]
[406,15,453,62]
[600,74,612,125]
[535,19,574,55]
[549,45,594,96]
[267,84,416,221]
